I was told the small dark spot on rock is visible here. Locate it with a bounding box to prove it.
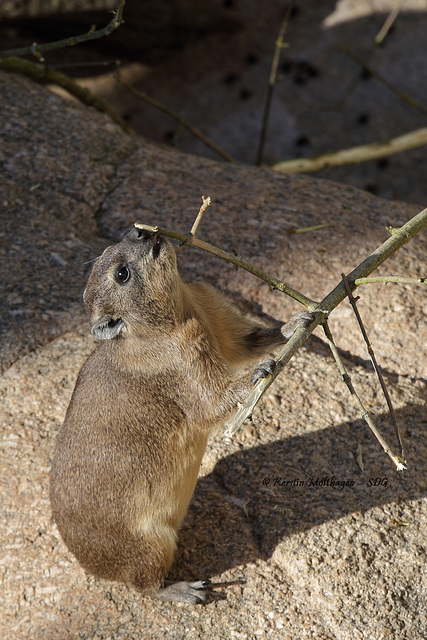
[360,68,372,81]
[239,88,252,100]
[223,72,240,85]
[377,158,390,170]
[293,73,306,86]
[357,113,369,125]
[246,53,258,65]
[164,130,175,141]
[296,61,319,78]
[280,59,294,74]
[295,135,310,147]
[223,0,234,7]
[365,184,378,195]
[293,61,320,85]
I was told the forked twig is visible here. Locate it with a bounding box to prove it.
[135,203,427,467]
[224,207,427,446]
[322,321,406,471]
[341,273,406,465]
[0,0,126,59]
[134,222,317,309]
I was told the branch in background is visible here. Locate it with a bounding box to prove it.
[118,76,235,163]
[339,46,427,120]
[256,2,294,166]
[0,56,133,135]
[271,127,427,173]
[375,0,408,44]
[0,0,126,59]
[341,273,406,467]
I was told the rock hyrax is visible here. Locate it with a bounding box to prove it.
[50,227,311,603]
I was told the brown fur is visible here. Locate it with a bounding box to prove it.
[50,228,304,603]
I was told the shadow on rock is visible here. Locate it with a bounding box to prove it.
[171,402,426,581]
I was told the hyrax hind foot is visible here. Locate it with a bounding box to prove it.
[153,579,211,604]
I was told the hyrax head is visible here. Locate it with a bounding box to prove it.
[84,227,180,340]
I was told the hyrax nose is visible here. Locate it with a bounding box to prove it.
[127,227,152,243]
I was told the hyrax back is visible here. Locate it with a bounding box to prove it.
[50,227,309,603]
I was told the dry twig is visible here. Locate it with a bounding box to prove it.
[134,222,316,309]
[118,76,235,163]
[271,127,427,173]
[135,204,427,470]
[354,275,426,286]
[341,273,406,467]
[322,321,406,471]
[339,46,427,120]
[223,205,426,466]
[0,56,133,135]
[375,0,408,44]
[0,0,126,59]
[256,2,294,166]
[190,196,211,236]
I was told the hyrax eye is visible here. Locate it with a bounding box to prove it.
[116,266,130,284]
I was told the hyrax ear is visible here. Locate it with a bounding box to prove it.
[91,316,125,340]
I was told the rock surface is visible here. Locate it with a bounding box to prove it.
[1,71,426,639]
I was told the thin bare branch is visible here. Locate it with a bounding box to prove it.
[271,127,427,174]
[256,2,294,166]
[190,196,211,237]
[118,77,236,163]
[223,207,427,441]
[135,204,427,464]
[0,0,126,59]
[135,203,427,465]
[341,273,406,463]
[134,222,317,310]
[223,310,324,438]
[339,46,427,119]
[375,0,408,44]
[322,321,406,471]
[354,275,426,286]
[0,57,133,135]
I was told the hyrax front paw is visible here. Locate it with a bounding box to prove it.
[281,311,314,340]
[251,357,276,385]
